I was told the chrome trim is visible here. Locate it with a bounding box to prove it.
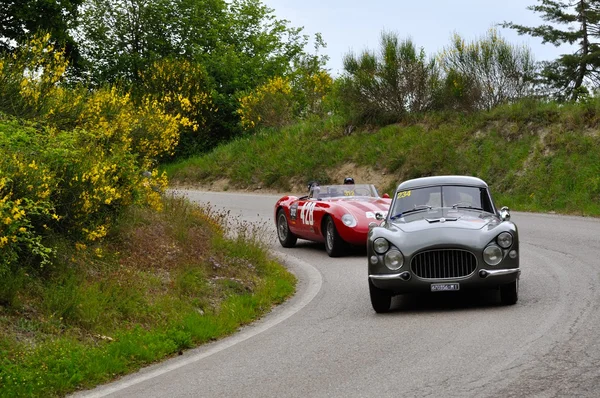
[411,249,477,279]
[480,268,521,277]
[369,273,404,280]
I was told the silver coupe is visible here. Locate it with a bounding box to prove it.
[367,175,520,313]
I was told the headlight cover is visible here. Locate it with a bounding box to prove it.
[373,238,389,254]
[384,250,404,270]
[497,232,513,249]
[483,245,503,266]
[341,214,357,227]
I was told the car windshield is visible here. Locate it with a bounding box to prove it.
[390,185,493,218]
[309,184,379,199]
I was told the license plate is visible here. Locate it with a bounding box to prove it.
[431,283,460,292]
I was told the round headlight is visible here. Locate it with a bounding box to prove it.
[384,250,404,270]
[341,214,357,227]
[483,245,503,266]
[373,238,389,254]
[497,232,513,249]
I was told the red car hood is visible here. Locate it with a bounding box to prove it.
[329,198,391,220]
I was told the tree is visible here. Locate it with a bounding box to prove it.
[0,0,84,69]
[340,32,440,125]
[438,29,537,111]
[75,0,190,84]
[502,0,600,101]
[75,0,311,152]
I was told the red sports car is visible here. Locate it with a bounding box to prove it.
[274,184,392,257]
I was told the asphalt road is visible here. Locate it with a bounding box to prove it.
[76,190,600,398]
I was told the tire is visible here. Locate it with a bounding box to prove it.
[277,209,297,248]
[500,279,519,305]
[369,279,391,313]
[324,216,345,257]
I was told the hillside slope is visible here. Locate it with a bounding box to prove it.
[167,101,600,216]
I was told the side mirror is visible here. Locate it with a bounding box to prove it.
[382,193,390,199]
[375,212,385,221]
[500,206,511,221]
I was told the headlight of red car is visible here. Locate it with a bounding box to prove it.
[342,214,357,227]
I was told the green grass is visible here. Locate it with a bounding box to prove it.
[0,196,296,397]
[168,99,600,217]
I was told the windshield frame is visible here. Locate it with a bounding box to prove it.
[389,184,496,219]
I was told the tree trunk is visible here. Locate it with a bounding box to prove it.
[573,0,590,100]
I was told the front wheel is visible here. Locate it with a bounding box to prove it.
[500,279,519,305]
[369,279,391,313]
[324,216,345,257]
[277,209,297,248]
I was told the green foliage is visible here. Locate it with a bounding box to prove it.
[0,0,83,71]
[340,31,440,125]
[0,196,296,397]
[75,0,313,154]
[169,97,600,217]
[502,0,600,101]
[438,29,537,111]
[76,0,187,84]
[237,76,294,130]
[136,58,217,158]
[0,34,199,277]
[288,33,333,118]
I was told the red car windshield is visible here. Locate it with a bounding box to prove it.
[310,184,379,199]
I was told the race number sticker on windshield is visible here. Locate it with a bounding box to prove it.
[300,202,316,226]
[343,190,354,196]
[397,190,411,199]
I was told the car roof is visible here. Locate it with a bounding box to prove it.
[396,175,488,191]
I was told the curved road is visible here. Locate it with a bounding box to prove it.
[77,190,600,398]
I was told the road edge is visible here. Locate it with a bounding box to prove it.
[72,251,322,397]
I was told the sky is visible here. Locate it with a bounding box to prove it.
[260,0,575,76]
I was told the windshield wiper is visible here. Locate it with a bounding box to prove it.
[452,204,484,211]
[390,205,432,219]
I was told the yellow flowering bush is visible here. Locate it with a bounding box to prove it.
[292,70,333,117]
[0,34,69,120]
[237,76,293,130]
[0,170,56,272]
[137,58,215,157]
[0,34,207,273]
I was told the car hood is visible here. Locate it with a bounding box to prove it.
[391,208,499,232]
[329,197,391,219]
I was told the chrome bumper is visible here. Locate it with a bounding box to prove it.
[369,268,520,281]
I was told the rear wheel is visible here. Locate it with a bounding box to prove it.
[324,216,345,257]
[277,209,297,248]
[500,279,519,305]
[369,279,392,313]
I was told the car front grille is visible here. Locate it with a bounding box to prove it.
[411,249,477,279]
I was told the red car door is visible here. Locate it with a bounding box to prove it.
[291,198,323,240]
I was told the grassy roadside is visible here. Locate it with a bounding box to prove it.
[0,195,295,397]
[166,100,600,217]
